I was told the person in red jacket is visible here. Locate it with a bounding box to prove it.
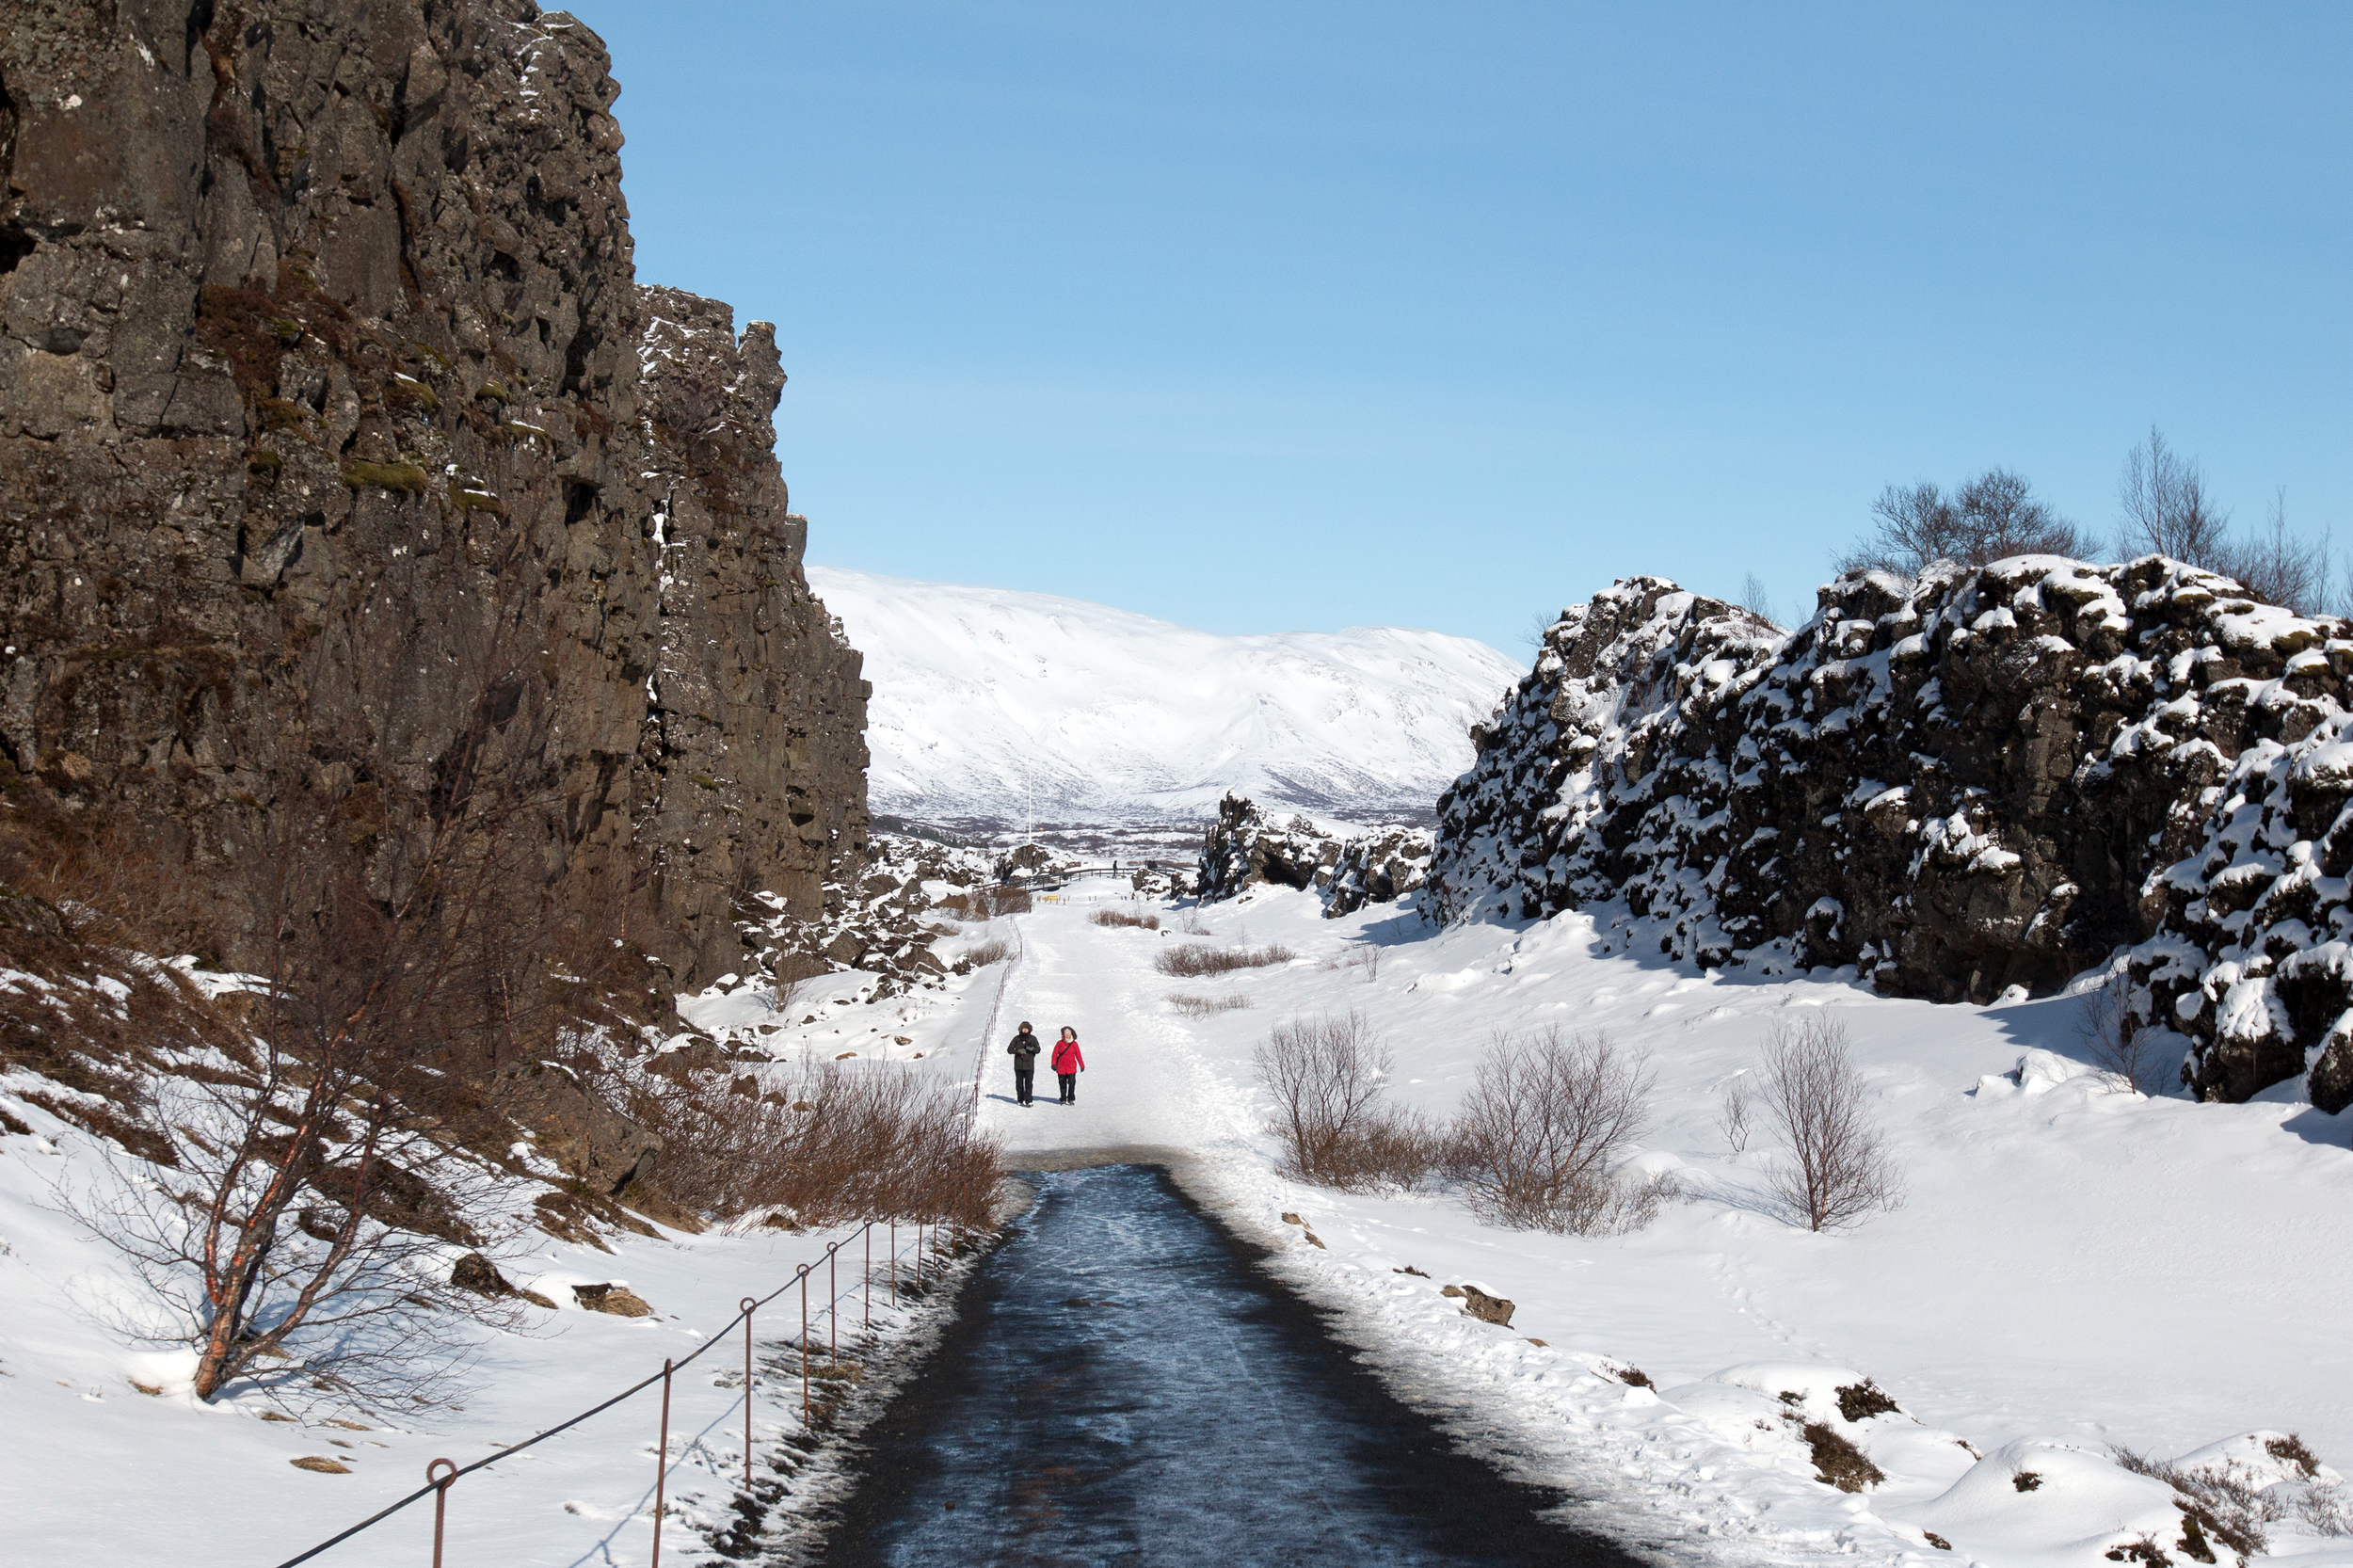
[1051,1026,1084,1104]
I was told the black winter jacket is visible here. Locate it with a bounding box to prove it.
[1006,1030,1042,1061]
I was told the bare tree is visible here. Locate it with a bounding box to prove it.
[1756,1016,1904,1231]
[1840,468,2090,578]
[69,544,568,1405]
[1738,572,1778,626]
[2118,425,2233,566]
[2212,488,2329,616]
[1447,1027,1665,1234]
[2117,430,2335,614]
[73,1050,520,1406]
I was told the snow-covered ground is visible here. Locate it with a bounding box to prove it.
[960,883,2353,1568]
[13,882,2353,1565]
[808,566,1522,826]
[0,1092,966,1566]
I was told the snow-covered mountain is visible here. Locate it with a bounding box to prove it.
[808,568,1522,827]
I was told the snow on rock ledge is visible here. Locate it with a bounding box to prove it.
[1429,559,2353,1105]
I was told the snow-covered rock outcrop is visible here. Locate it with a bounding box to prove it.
[1430,560,2353,1106]
[1198,793,1432,917]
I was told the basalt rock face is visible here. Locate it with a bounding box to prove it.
[0,1,867,985]
[1431,561,2353,1105]
[1198,792,1432,917]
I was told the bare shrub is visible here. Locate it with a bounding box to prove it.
[961,937,1013,967]
[1155,942,1293,978]
[623,1053,1001,1229]
[1258,1011,1385,1178]
[2267,1433,2322,1480]
[70,1046,521,1408]
[763,973,809,1016]
[1717,1076,1753,1152]
[1255,1011,1438,1190]
[1447,1027,1663,1234]
[1348,944,1383,982]
[2297,1484,2353,1537]
[1179,909,1211,936]
[68,776,556,1404]
[1739,571,1778,625]
[1091,908,1160,930]
[1803,1421,1887,1492]
[1168,993,1254,1017]
[2113,1448,2281,1559]
[2079,978,2164,1095]
[1757,1016,1904,1231]
[1332,1107,1447,1192]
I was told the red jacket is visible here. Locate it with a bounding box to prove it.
[1051,1038,1085,1074]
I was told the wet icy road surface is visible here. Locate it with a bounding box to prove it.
[810,1164,1641,1567]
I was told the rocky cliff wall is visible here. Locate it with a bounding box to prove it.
[1430,560,2353,1107]
[0,0,867,985]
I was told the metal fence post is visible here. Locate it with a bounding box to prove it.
[864,1224,872,1330]
[426,1458,456,1568]
[889,1221,897,1304]
[799,1267,810,1426]
[651,1358,674,1567]
[829,1245,838,1363]
[740,1297,757,1489]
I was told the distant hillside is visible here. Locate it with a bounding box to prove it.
[808,568,1520,827]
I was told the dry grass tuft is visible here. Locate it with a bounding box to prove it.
[1092,908,1160,930]
[1802,1423,1886,1492]
[1156,942,1293,978]
[1168,993,1253,1017]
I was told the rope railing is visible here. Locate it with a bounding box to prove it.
[270,1215,959,1568]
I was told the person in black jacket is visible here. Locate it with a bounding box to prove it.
[1006,1021,1042,1106]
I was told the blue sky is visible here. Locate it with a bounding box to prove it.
[570,1,2349,651]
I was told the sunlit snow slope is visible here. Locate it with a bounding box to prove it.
[808,568,1521,825]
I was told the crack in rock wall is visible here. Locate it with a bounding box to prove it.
[1429,560,2353,1105]
[0,0,868,986]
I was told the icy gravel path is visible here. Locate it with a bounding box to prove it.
[808,1163,1636,1567]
